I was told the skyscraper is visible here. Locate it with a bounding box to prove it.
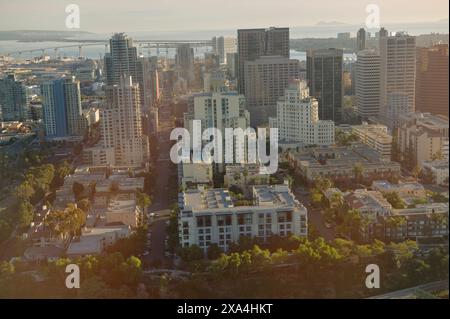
[104,33,146,108]
[211,36,237,64]
[306,48,343,123]
[185,90,250,170]
[175,44,195,84]
[0,74,30,122]
[100,76,149,167]
[270,80,335,146]
[379,32,416,127]
[244,56,300,126]
[416,44,449,117]
[41,77,85,138]
[355,50,380,119]
[237,27,289,94]
[356,28,366,52]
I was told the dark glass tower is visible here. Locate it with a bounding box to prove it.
[306,48,343,123]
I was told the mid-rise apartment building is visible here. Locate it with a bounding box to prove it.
[397,112,449,167]
[351,123,392,160]
[178,184,307,252]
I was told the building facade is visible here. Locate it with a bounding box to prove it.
[244,56,300,126]
[351,123,392,160]
[415,44,449,117]
[355,50,380,119]
[0,74,30,122]
[397,112,449,168]
[178,185,307,252]
[379,32,416,126]
[270,80,335,145]
[237,27,290,94]
[41,76,86,138]
[306,48,343,123]
[100,76,149,167]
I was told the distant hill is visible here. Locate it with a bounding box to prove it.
[0,30,93,42]
[316,21,349,26]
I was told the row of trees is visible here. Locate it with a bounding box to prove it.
[174,236,448,298]
[0,252,145,298]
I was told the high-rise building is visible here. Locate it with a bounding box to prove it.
[100,76,149,167]
[356,28,366,52]
[270,80,335,146]
[355,50,380,119]
[416,44,449,117]
[41,77,86,138]
[184,90,250,167]
[212,36,237,64]
[0,74,30,122]
[237,27,289,94]
[244,56,300,126]
[104,33,146,108]
[175,44,195,84]
[306,48,343,123]
[379,32,416,126]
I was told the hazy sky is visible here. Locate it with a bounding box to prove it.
[0,0,448,33]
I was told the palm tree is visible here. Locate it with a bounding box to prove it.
[384,215,407,240]
[136,191,152,226]
[353,163,364,184]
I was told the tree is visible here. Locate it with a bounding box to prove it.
[17,200,34,228]
[207,244,222,260]
[336,209,367,242]
[314,177,333,191]
[119,256,142,285]
[411,165,421,180]
[353,163,364,183]
[310,190,323,208]
[15,181,35,200]
[77,198,91,214]
[136,191,151,225]
[72,182,85,201]
[178,245,204,263]
[383,192,406,209]
[329,191,344,209]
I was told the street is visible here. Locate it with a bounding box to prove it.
[293,188,335,241]
[143,103,175,267]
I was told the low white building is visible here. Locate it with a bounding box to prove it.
[178,162,213,189]
[105,199,141,228]
[421,160,449,185]
[352,123,392,160]
[345,189,392,220]
[66,225,131,257]
[178,184,307,252]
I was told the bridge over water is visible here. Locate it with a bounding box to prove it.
[2,39,212,58]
